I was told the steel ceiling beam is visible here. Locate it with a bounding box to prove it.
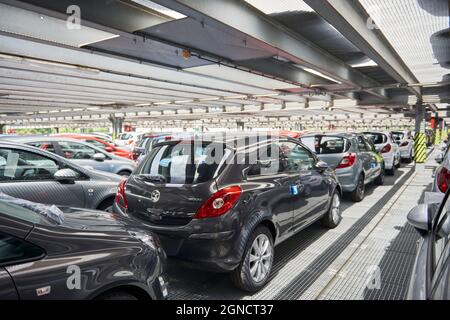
[150,0,387,99]
[303,0,421,97]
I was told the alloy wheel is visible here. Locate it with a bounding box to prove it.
[249,234,272,283]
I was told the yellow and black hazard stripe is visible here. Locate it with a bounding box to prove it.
[434,129,441,145]
[414,133,427,163]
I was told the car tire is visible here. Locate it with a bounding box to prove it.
[321,190,341,228]
[375,168,385,185]
[387,164,395,176]
[117,170,131,176]
[350,175,365,202]
[231,226,274,292]
[96,291,138,300]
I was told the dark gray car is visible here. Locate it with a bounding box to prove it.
[300,133,384,202]
[0,136,136,176]
[0,198,167,300]
[407,191,450,299]
[0,141,121,212]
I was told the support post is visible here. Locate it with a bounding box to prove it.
[414,104,426,165]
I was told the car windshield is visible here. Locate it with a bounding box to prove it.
[391,132,405,140]
[0,199,44,224]
[363,133,387,145]
[139,141,230,184]
[301,136,348,154]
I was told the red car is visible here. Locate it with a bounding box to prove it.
[52,134,132,159]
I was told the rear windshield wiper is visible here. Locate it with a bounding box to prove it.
[135,174,167,183]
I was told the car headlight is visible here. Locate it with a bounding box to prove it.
[129,231,158,250]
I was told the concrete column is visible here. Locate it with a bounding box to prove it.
[108,115,123,139]
[414,105,427,164]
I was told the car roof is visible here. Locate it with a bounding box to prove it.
[301,132,357,138]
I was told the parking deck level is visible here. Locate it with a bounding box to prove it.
[167,148,436,300]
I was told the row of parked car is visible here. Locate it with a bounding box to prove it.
[2,128,444,300]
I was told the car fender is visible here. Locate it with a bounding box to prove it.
[234,207,275,259]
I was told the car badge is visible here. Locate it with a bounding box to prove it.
[36,286,51,296]
[149,190,161,203]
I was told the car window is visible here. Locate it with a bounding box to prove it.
[0,148,59,182]
[58,141,98,160]
[27,142,56,154]
[140,141,230,184]
[279,142,316,173]
[356,136,370,152]
[85,139,106,150]
[247,142,280,177]
[0,232,45,267]
[301,135,348,154]
[391,132,405,141]
[364,132,387,145]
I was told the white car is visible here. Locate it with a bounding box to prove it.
[114,132,141,147]
[391,130,414,163]
[363,131,401,175]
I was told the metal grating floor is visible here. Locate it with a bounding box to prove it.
[167,149,436,300]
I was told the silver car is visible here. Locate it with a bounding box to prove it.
[391,130,414,163]
[0,141,121,212]
[362,131,401,175]
[300,133,384,202]
[1,136,135,176]
[407,191,449,299]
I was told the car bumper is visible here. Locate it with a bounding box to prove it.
[335,167,358,192]
[399,147,411,158]
[383,153,395,169]
[114,203,242,272]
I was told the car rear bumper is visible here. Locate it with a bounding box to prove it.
[383,153,395,169]
[114,203,242,272]
[335,168,357,192]
[399,147,412,158]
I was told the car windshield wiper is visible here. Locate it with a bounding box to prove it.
[135,174,167,183]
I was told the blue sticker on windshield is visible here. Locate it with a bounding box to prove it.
[371,162,377,169]
[290,185,299,196]
[159,158,171,167]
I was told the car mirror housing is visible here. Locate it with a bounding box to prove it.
[435,153,444,164]
[54,168,79,182]
[407,204,431,234]
[315,161,329,171]
[93,153,106,162]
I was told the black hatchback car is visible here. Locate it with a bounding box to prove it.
[0,197,168,300]
[114,133,342,292]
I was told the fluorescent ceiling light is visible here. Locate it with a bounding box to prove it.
[350,59,378,68]
[244,0,314,14]
[0,3,118,48]
[294,65,342,84]
[131,0,186,19]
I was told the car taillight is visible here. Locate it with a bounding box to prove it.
[380,144,392,153]
[336,153,357,169]
[194,186,242,219]
[115,179,128,209]
[437,167,450,193]
[400,141,408,147]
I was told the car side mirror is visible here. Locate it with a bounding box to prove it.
[407,204,431,234]
[105,146,114,152]
[54,168,79,183]
[93,153,106,162]
[315,161,329,171]
[435,153,444,164]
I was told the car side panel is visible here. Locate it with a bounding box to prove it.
[0,268,18,300]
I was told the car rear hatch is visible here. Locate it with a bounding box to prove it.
[363,132,387,152]
[300,135,350,168]
[124,140,232,226]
